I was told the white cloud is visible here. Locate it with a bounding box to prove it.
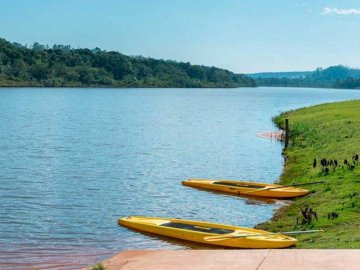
[322,7,360,15]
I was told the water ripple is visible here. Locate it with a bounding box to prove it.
[1,87,360,269]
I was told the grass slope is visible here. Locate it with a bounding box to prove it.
[257,99,360,248]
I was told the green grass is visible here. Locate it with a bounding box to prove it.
[257,99,360,248]
[90,263,105,270]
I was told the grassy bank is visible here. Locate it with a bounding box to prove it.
[257,99,360,248]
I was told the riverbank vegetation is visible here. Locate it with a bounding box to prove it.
[257,100,360,248]
[251,65,360,89]
[0,38,255,88]
[90,263,105,270]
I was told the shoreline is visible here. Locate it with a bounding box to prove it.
[81,249,360,270]
[0,85,255,89]
[81,99,360,269]
[256,99,360,248]
[256,130,285,141]
[84,100,360,268]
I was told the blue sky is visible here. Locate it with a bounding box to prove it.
[1,0,360,73]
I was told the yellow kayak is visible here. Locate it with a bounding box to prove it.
[182,179,309,198]
[119,216,297,249]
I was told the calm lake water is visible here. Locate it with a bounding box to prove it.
[1,87,360,269]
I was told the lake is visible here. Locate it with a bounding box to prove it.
[1,87,360,269]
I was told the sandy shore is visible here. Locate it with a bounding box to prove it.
[82,249,360,270]
[256,130,285,140]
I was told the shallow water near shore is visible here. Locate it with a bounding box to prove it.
[1,87,360,269]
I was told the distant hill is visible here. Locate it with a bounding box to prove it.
[248,71,312,79]
[251,65,360,89]
[0,37,255,88]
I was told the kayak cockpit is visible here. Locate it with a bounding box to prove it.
[212,181,267,189]
[161,222,234,234]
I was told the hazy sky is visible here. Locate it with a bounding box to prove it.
[1,0,360,73]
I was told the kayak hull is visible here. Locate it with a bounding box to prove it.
[119,216,297,249]
[182,179,309,198]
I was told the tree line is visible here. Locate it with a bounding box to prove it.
[0,38,255,88]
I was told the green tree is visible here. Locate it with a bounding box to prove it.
[30,63,49,80]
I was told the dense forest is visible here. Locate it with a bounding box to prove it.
[3,36,360,90]
[250,65,360,89]
[0,38,255,88]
